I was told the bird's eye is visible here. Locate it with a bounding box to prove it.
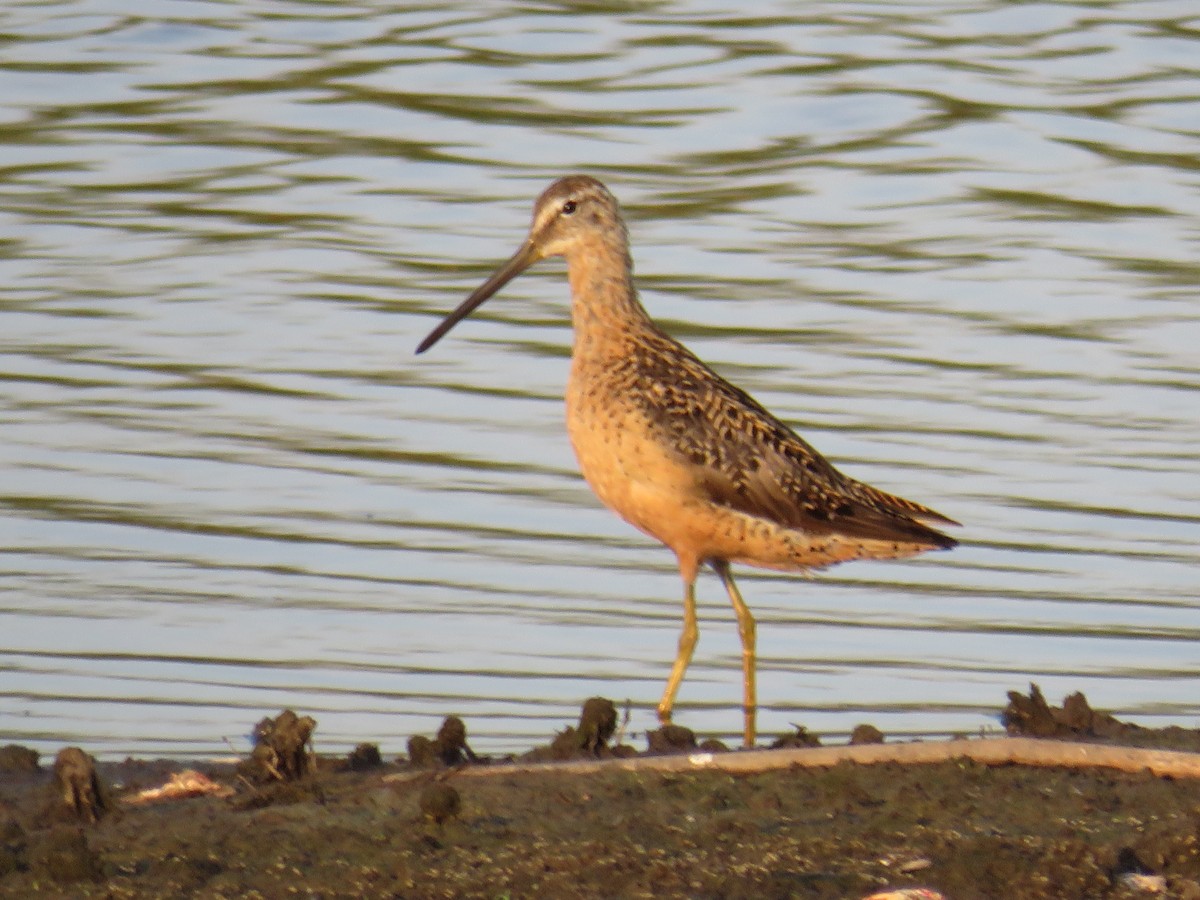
[561,200,577,215]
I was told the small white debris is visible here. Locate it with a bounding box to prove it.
[1120,872,1167,894]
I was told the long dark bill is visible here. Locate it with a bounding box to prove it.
[415,241,540,354]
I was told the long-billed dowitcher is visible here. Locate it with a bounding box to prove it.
[416,175,958,747]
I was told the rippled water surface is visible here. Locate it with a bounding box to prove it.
[2,1,1198,758]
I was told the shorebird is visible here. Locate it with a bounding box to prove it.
[416,176,958,747]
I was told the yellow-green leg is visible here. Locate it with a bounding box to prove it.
[713,560,756,748]
[657,562,699,726]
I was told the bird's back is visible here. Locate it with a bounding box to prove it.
[566,320,956,573]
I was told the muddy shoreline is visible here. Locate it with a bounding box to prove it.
[3,687,1200,899]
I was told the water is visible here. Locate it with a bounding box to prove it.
[1,1,1197,759]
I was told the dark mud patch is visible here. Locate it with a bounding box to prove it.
[407,715,480,768]
[51,748,109,825]
[521,697,644,762]
[1003,683,1140,741]
[418,782,462,828]
[3,688,1200,898]
[0,745,40,775]
[239,709,317,783]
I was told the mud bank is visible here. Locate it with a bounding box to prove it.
[3,687,1200,899]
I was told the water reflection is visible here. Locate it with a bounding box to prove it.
[1,1,1197,758]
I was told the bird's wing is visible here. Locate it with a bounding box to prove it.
[633,332,957,549]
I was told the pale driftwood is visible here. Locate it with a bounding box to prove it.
[384,737,1200,784]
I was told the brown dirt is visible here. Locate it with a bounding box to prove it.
[3,687,1200,899]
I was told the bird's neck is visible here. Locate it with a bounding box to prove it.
[565,239,652,355]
